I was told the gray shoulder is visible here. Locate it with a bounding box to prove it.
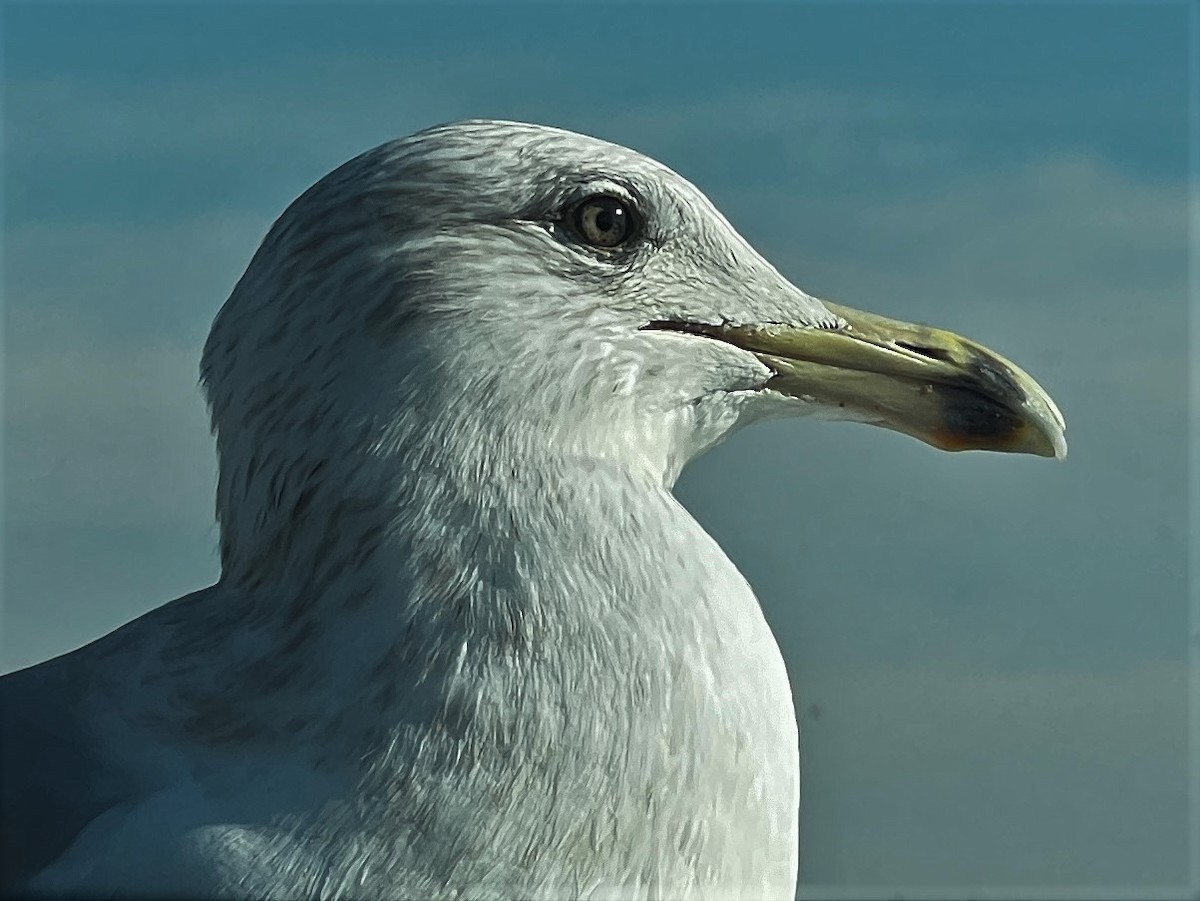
[0,650,136,894]
[0,587,220,895]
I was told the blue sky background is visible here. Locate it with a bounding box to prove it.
[2,2,1194,895]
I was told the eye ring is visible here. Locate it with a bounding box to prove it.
[567,194,643,250]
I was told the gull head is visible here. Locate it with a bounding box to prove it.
[202,119,1065,575]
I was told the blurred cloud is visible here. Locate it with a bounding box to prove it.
[6,215,266,336]
[796,661,1187,886]
[5,330,213,530]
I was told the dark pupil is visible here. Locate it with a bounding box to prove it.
[574,195,634,248]
[595,205,615,233]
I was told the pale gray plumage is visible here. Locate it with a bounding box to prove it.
[0,119,1065,899]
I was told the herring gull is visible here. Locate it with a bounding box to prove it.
[0,119,1066,899]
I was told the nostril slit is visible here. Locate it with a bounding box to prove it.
[896,340,954,363]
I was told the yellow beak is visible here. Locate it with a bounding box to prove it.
[672,301,1066,459]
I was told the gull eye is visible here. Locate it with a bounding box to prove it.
[569,194,642,250]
